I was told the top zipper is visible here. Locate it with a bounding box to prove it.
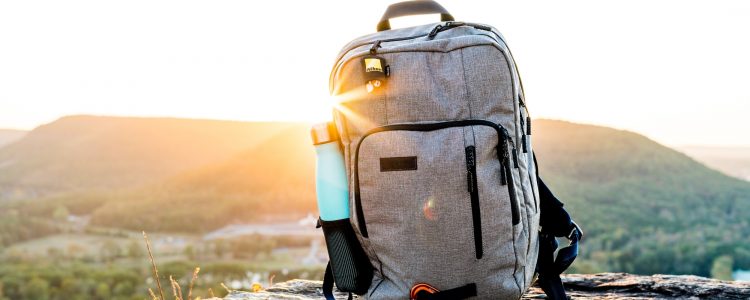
[332,22,497,83]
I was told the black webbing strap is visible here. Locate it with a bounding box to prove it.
[414,283,477,300]
[323,261,352,300]
[323,262,336,300]
[534,152,582,300]
[537,224,582,300]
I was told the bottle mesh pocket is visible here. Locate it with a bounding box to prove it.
[320,218,373,294]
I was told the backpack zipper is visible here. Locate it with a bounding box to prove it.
[353,120,520,238]
[465,145,483,259]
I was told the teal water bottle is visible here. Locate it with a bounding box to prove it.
[311,122,350,221]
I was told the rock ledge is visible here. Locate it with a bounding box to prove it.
[224,273,750,299]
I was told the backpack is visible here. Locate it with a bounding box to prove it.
[320,1,582,299]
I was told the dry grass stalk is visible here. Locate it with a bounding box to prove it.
[268,274,275,286]
[187,267,200,300]
[220,282,231,293]
[143,231,165,300]
[170,276,178,300]
[148,288,159,300]
[171,275,185,300]
[208,288,215,298]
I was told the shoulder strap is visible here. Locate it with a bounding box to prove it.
[533,152,583,300]
[536,223,582,300]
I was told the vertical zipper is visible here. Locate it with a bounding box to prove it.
[501,128,521,226]
[465,145,483,259]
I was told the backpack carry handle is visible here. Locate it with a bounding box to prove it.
[377,0,454,32]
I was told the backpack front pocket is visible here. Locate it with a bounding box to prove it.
[353,120,519,295]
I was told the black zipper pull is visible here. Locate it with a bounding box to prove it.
[369,40,382,55]
[512,146,519,169]
[465,146,476,193]
[428,24,443,39]
[497,146,507,185]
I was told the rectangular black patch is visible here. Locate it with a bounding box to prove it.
[379,156,417,172]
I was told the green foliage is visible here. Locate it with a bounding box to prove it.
[0,209,61,247]
[534,120,750,277]
[711,255,734,280]
[22,278,49,300]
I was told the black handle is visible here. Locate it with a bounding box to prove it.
[377,0,454,32]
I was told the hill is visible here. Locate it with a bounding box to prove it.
[0,129,26,148]
[89,125,316,232]
[0,115,307,200]
[533,120,750,276]
[677,146,750,182]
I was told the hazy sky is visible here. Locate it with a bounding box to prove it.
[1,1,748,146]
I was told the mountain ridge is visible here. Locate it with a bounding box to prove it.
[0,115,311,200]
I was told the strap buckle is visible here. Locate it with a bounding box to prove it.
[566,221,583,241]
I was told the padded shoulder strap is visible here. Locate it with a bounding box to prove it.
[534,152,583,300]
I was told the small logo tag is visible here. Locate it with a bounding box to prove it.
[364,58,383,73]
[362,55,387,93]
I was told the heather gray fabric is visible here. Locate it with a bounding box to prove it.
[331,21,540,300]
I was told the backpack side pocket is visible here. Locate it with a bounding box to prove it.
[320,218,373,295]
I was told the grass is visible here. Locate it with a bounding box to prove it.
[144,231,166,300]
[143,231,229,300]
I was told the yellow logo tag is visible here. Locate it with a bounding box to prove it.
[364,58,383,73]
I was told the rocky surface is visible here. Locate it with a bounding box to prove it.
[221,273,750,299]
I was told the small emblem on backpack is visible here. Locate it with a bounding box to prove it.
[362,55,388,93]
[364,58,383,73]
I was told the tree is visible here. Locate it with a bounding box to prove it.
[21,277,49,300]
[711,255,734,280]
[112,281,134,297]
[94,282,111,300]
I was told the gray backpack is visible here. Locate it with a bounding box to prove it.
[321,1,581,299]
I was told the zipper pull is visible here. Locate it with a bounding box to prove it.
[369,40,382,55]
[465,146,476,192]
[428,24,443,39]
[495,145,508,185]
[512,146,519,169]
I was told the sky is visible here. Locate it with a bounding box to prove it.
[0,0,748,146]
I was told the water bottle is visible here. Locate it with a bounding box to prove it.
[311,122,372,295]
[311,122,350,221]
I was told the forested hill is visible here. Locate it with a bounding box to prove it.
[533,119,750,277]
[89,124,316,232]
[0,115,308,200]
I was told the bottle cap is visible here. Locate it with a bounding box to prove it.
[310,122,340,145]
